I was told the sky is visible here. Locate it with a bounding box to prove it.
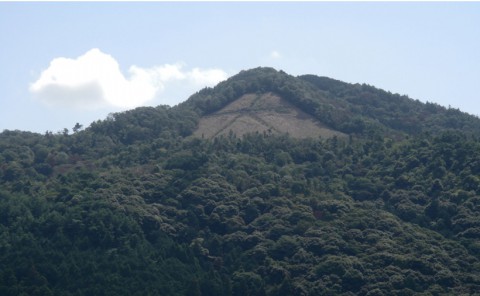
[1,2,480,134]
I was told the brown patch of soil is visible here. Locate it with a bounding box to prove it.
[193,92,346,139]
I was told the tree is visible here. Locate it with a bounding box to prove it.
[72,123,83,133]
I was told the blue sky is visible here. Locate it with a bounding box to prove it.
[1,2,479,133]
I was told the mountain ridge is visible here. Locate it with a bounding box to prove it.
[178,67,480,141]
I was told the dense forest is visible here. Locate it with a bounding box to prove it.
[1,67,480,295]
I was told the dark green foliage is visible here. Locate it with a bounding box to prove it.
[1,68,480,295]
[300,74,480,136]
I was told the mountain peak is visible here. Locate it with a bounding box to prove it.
[181,67,480,139]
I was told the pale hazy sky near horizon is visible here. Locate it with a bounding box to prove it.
[1,2,479,133]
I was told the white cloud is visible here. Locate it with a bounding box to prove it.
[270,50,282,59]
[188,68,229,86]
[30,48,228,110]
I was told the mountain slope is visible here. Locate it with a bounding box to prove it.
[193,92,346,139]
[300,74,480,136]
[1,67,480,295]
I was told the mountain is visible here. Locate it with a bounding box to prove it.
[1,67,480,295]
[182,67,480,139]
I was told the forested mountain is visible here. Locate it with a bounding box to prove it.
[1,67,480,295]
[183,67,480,138]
